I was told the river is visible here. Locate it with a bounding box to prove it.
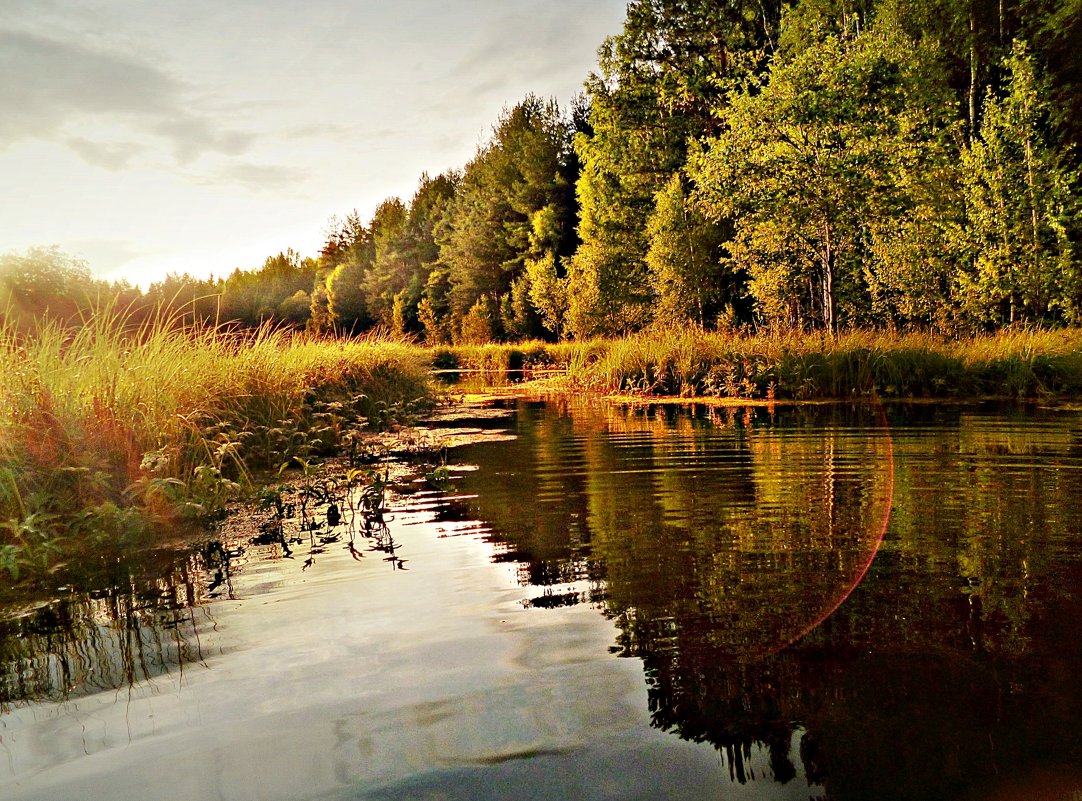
[2,397,1080,801]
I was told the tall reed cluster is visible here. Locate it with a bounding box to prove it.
[430,339,609,374]
[560,327,1082,399]
[0,309,432,579]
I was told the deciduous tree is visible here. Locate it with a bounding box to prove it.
[959,41,1081,323]
[693,24,957,331]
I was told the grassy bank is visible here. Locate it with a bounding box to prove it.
[0,311,433,581]
[7,320,1079,582]
[428,328,1082,400]
[565,328,1082,399]
[430,339,609,374]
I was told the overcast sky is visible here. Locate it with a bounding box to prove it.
[0,0,628,286]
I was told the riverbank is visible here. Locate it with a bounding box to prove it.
[432,327,1082,400]
[4,321,1080,585]
[0,312,433,583]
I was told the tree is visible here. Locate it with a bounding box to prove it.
[437,95,578,339]
[692,24,958,331]
[525,254,570,338]
[959,40,1081,323]
[319,213,373,334]
[277,290,312,326]
[417,265,452,344]
[645,173,729,326]
[459,296,496,344]
[363,197,410,328]
[569,0,781,337]
[325,259,370,334]
[215,249,316,327]
[0,247,97,326]
[393,172,458,334]
[144,272,222,325]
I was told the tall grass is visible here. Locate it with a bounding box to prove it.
[560,327,1082,400]
[430,339,609,374]
[0,308,432,580]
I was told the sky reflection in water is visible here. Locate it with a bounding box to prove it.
[2,400,1081,801]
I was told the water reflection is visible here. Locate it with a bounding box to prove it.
[0,467,403,710]
[441,400,1082,800]
[0,549,213,709]
[3,400,1082,801]
[447,401,893,653]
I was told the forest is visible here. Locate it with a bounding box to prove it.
[3,0,1081,339]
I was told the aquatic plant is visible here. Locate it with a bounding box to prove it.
[0,305,434,581]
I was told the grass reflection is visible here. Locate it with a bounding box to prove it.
[0,549,212,709]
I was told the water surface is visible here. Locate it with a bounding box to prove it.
[2,399,1081,801]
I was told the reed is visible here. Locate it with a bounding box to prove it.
[0,306,432,579]
[430,339,609,374]
[561,327,1082,400]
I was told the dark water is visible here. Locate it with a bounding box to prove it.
[2,399,1081,801]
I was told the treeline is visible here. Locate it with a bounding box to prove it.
[0,246,317,332]
[4,0,1081,338]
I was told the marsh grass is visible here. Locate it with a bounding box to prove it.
[559,327,1082,400]
[430,339,608,374]
[0,306,432,581]
[10,314,1076,582]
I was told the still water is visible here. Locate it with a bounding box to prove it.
[1,399,1081,801]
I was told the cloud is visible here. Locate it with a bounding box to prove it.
[286,122,356,140]
[433,6,602,119]
[151,116,251,165]
[217,163,307,193]
[0,28,254,163]
[450,5,589,81]
[64,137,146,170]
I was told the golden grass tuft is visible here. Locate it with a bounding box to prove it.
[559,326,1082,400]
[0,306,433,572]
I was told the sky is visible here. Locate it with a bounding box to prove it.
[0,0,629,287]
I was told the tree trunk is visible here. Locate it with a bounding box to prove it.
[969,5,978,137]
[822,224,835,335]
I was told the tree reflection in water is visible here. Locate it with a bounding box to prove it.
[3,400,1080,801]
[445,399,1082,801]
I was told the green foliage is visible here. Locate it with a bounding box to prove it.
[141,249,317,331]
[313,175,458,337]
[0,247,142,331]
[437,95,578,339]
[565,327,1082,399]
[310,212,372,334]
[459,296,496,344]
[525,253,570,338]
[959,41,1081,324]
[326,258,370,333]
[426,338,608,377]
[569,0,778,337]
[278,289,312,326]
[220,250,317,327]
[363,198,410,328]
[417,296,446,344]
[391,289,411,335]
[692,23,959,332]
[8,0,1082,349]
[645,174,730,326]
[0,247,93,319]
[0,308,434,582]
